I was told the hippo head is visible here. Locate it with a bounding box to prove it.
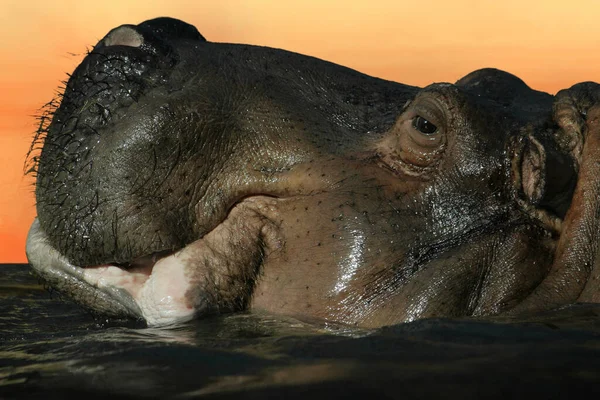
[26,17,600,327]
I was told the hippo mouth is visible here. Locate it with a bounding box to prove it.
[26,195,283,327]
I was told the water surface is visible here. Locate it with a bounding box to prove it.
[2,263,600,398]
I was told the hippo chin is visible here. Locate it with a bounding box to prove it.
[26,17,600,328]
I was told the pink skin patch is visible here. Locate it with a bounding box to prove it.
[82,246,197,327]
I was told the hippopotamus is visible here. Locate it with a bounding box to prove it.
[25,17,600,328]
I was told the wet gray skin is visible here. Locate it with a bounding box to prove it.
[26,17,600,327]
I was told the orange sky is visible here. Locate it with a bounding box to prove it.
[2,0,600,262]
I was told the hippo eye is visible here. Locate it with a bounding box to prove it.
[412,116,438,135]
[377,99,447,174]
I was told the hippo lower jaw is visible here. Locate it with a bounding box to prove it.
[26,219,145,321]
[26,196,283,327]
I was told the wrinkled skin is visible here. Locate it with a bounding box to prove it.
[26,17,600,327]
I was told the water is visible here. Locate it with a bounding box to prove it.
[2,263,600,398]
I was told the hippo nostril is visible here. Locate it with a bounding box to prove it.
[101,25,144,48]
[137,17,206,42]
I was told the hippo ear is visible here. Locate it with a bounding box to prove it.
[520,134,546,205]
[512,134,558,232]
[512,132,577,233]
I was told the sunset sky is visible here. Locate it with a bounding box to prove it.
[2,0,600,262]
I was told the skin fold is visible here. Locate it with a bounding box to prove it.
[25,17,600,327]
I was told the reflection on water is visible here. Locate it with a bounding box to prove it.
[2,263,600,399]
